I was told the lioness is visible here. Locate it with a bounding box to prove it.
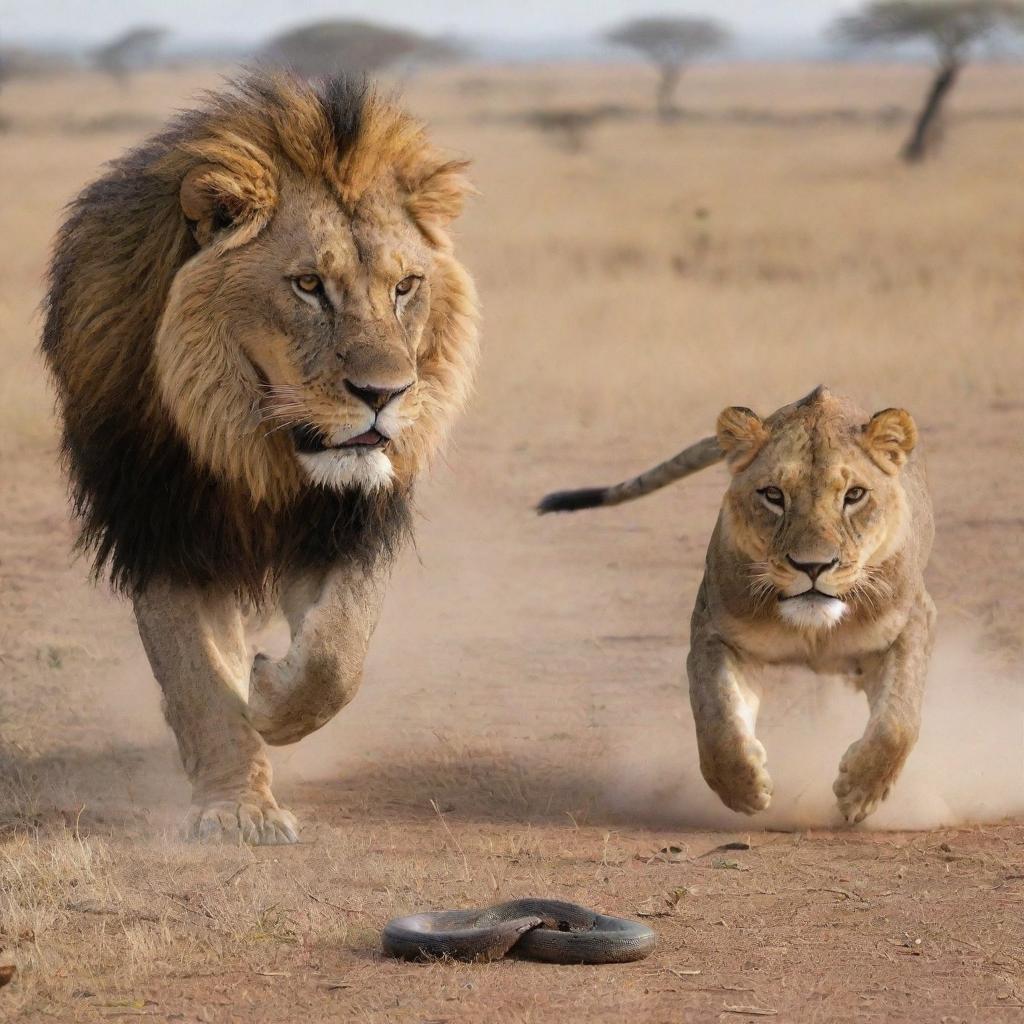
[539,387,935,824]
[42,73,479,843]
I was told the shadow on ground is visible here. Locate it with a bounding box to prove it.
[288,747,631,830]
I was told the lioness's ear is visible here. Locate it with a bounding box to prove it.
[861,408,917,473]
[180,163,273,247]
[404,159,475,246]
[716,406,768,472]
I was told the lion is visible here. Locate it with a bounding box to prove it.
[539,386,935,824]
[41,72,479,844]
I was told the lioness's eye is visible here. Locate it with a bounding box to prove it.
[294,274,322,294]
[845,486,867,506]
[395,275,420,298]
[758,486,785,510]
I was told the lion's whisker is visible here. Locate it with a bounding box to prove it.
[263,418,306,438]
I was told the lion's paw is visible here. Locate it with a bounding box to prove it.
[701,737,774,815]
[184,796,299,846]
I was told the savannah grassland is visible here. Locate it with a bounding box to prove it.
[1,62,1023,1022]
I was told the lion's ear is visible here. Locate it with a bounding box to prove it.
[404,159,475,246]
[716,406,767,473]
[180,163,272,247]
[862,408,917,472]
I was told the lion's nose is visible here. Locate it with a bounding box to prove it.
[344,379,412,413]
[786,555,839,582]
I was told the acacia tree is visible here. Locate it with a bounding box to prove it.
[94,27,169,84]
[833,1,1024,161]
[606,16,729,121]
[262,19,453,78]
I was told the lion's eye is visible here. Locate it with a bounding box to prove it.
[395,275,420,299]
[294,274,322,294]
[845,486,867,506]
[758,486,785,511]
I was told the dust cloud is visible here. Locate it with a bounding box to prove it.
[604,631,1024,831]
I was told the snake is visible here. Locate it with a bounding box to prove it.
[381,898,656,964]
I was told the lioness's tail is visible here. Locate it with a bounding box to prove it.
[536,435,724,514]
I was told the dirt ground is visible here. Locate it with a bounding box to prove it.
[1,65,1023,1022]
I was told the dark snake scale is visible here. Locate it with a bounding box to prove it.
[382,899,657,964]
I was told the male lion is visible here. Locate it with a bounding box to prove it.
[42,73,479,843]
[539,387,935,824]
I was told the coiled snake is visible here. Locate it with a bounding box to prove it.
[382,898,656,964]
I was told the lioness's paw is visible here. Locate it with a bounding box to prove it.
[834,777,890,825]
[701,738,773,815]
[833,740,899,824]
[184,797,299,846]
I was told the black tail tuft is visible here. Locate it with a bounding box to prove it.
[536,487,608,514]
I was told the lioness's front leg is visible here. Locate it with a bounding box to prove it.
[688,594,773,814]
[247,565,385,746]
[833,594,936,824]
[133,584,298,844]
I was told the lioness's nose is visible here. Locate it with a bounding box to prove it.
[787,555,839,582]
[344,379,412,413]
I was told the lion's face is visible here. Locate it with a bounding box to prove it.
[214,175,437,493]
[716,389,917,632]
[152,100,477,508]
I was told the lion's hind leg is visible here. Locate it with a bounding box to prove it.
[134,583,298,845]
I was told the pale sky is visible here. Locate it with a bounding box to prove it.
[2,0,855,45]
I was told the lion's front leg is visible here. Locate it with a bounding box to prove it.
[247,565,386,746]
[833,593,936,824]
[133,583,298,845]
[687,596,772,815]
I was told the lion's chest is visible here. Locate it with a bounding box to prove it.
[724,608,907,674]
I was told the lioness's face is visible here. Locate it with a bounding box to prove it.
[224,175,436,492]
[717,395,917,631]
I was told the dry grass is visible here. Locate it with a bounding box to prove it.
[1,63,1023,1021]
[4,64,1024,453]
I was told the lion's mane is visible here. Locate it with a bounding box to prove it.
[42,72,479,602]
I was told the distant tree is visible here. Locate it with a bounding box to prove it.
[262,19,450,78]
[605,16,730,121]
[832,1,1024,161]
[389,34,465,82]
[93,27,169,84]
[0,44,7,132]
[400,34,463,67]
